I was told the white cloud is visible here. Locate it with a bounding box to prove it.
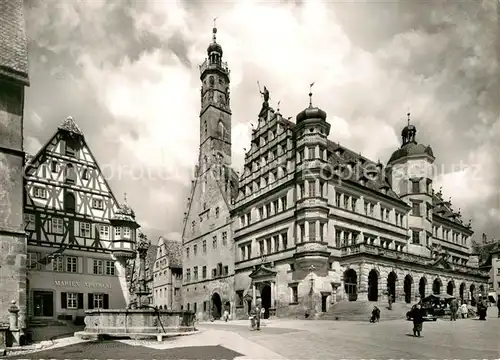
[25,0,497,237]
[25,136,43,156]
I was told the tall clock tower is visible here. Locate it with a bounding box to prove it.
[198,25,232,177]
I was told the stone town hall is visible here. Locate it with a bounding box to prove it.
[181,26,488,320]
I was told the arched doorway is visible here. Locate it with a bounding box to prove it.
[343,269,358,301]
[261,284,271,319]
[211,292,222,320]
[447,281,455,296]
[433,278,442,295]
[419,277,427,299]
[404,275,413,303]
[470,284,476,306]
[387,272,397,301]
[459,283,466,301]
[368,270,378,301]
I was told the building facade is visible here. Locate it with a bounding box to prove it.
[181,26,489,320]
[151,236,182,309]
[0,0,30,329]
[23,117,140,325]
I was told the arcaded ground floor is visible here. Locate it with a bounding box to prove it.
[231,257,488,319]
[182,257,488,321]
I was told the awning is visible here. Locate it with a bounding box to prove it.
[422,294,456,302]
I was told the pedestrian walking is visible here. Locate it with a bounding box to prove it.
[250,302,262,330]
[223,308,229,322]
[497,298,500,318]
[370,306,380,323]
[477,297,487,320]
[412,304,424,337]
[449,298,458,321]
[460,301,468,319]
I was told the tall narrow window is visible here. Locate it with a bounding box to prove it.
[65,164,76,184]
[64,192,76,212]
[411,202,420,216]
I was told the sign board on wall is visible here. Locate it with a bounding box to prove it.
[54,280,111,289]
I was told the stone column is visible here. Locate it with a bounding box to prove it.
[252,283,256,305]
[271,282,276,308]
[358,263,368,301]
[304,221,309,241]
[8,301,20,346]
[304,180,309,197]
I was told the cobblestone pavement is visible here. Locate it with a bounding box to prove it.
[200,315,500,359]
[6,314,500,359]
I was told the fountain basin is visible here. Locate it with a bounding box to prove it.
[75,309,197,341]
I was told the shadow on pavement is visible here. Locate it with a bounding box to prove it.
[6,341,243,360]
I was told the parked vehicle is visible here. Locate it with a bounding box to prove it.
[406,305,437,321]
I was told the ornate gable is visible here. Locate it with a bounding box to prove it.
[249,265,277,279]
[431,257,453,270]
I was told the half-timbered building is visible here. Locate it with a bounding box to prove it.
[23,116,140,326]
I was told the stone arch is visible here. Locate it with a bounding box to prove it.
[404,275,413,304]
[211,292,222,319]
[368,269,379,301]
[343,269,358,301]
[447,280,455,296]
[433,278,442,295]
[470,284,476,306]
[459,282,466,301]
[387,271,398,300]
[419,277,427,299]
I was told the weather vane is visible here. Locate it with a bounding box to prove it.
[124,192,127,204]
[277,100,281,112]
[407,106,411,126]
[309,82,315,106]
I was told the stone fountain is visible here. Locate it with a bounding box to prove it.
[76,233,196,341]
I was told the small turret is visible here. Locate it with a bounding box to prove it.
[110,193,140,259]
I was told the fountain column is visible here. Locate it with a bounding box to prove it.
[135,233,151,308]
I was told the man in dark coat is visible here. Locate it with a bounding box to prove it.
[412,304,424,337]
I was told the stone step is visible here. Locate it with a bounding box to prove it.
[319,301,413,321]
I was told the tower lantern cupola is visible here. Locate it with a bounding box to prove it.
[401,112,417,145]
[388,111,434,164]
[207,20,223,65]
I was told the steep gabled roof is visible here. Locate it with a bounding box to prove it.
[275,117,403,203]
[0,0,29,85]
[25,116,121,209]
[158,237,182,268]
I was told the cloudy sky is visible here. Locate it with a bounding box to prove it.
[23,0,499,243]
